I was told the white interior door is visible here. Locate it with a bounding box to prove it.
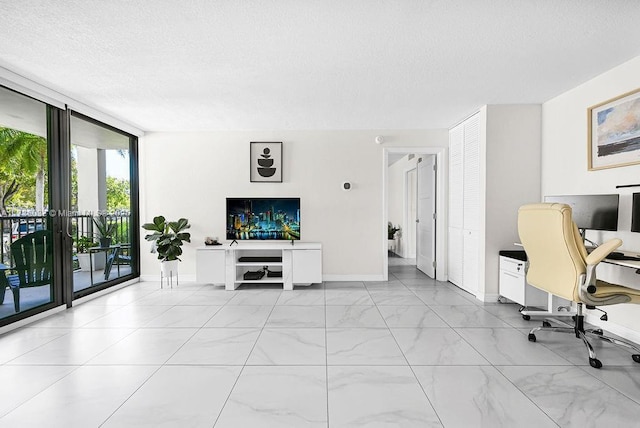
[416,156,436,277]
[405,168,417,259]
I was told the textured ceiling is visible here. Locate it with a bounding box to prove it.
[1,0,639,132]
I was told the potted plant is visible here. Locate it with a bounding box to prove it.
[93,214,117,247]
[142,216,191,277]
[388,222,400,240]
[75,235,104,271]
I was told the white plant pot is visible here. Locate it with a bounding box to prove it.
[160,260,179,288]
[77,253,106,271]
[160,260,179,276]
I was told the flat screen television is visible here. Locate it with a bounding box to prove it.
[543,194,619,231]
[632,193,640,233]
[226,197,301,240]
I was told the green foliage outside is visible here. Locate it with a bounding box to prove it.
[113,221,130,245]
[106,176,130,211]
[76,235,98,253]
[0,133,130,215]
[0,127,48,215]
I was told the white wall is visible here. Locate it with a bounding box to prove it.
[140,130,447,281]
[483,104,542,299]
[541,55,640,341]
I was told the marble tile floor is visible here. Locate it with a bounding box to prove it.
[0,265,639,427]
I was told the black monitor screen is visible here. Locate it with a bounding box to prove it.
[632,193,640,233]
[544,194,619,231]
[226,198,300,240]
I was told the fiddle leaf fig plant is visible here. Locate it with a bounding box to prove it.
[142,216,191,262]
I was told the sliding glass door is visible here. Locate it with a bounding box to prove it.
[69,112,139,299]
[0,84,139,326]
[0,86,59,324]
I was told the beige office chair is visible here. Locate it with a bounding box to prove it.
[518,203,640,368]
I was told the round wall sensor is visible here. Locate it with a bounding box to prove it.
[342,182,352,191]
[375,136,384,145]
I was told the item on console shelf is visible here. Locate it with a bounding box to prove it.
[267,270,283,278]
[204,236,222,246]
[243,270,266,280]
[238,256,282,262]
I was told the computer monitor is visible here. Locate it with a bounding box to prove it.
[632,193,640,233]
[543,194,619,231]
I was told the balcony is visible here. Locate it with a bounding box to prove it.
[0,213,132,318]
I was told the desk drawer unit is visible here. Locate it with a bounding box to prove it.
[499,256,526,304]
[499,255,547,307]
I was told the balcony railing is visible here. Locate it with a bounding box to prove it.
[1,213,131,266]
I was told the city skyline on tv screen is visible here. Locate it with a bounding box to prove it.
[226,198,300,240]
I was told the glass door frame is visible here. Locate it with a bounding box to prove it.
[0,90,65,327]
[67,111,139,301]
[0,85,140,328]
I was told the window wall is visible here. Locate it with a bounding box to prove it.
[0,85,139,326]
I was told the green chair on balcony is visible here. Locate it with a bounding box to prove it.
[2,230,53,312]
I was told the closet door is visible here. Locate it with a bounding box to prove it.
[447,123,464,286]
[461,114,480,294]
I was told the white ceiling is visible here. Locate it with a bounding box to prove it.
[1,0,639,132]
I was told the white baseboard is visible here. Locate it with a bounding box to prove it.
[142,274,385,284]
[323,274,385,282]
[140,274,196,283]
[74,277,140,305]
[475,292,500,303]
[586,313,640,346]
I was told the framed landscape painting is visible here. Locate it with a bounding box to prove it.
[588,87,640,170]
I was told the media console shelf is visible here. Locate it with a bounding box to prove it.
[196,242,322,290]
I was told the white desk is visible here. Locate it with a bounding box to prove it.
[509,245,640,319]
[604,256,640,271]
[602,250,640,291]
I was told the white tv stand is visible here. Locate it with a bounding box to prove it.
[195,242,322,290]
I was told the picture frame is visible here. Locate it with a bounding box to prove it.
[588,87,640,171]
[250,142,282,182]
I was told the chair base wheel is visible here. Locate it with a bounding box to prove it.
[592,329,603,335]
[528,333,536,342]
[589,358,602,369]
[522,314,531,321]
[633,354,640,364]
[542,321,551,328]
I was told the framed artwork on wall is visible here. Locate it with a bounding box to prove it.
[588,87,640,171]
[250,141,282,182]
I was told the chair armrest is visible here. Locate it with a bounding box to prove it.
[585,239,622,265]
[0,269,20,289]
[0,271,8,288]
[583,238,622,295]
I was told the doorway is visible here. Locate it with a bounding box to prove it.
[383,147,446,282]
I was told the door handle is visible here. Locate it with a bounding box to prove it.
[64,210,73,239]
